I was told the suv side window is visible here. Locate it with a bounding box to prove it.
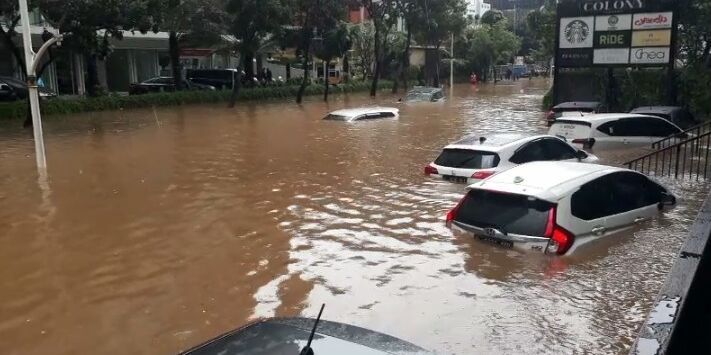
[541,138,578,160]
[571,176,615,220]
[509,140,547,164]
[646,117,682,137]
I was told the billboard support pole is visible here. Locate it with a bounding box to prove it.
[551,1,562,107]
[666,1,679,105]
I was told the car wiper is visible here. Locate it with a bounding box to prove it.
[299,304,325,355]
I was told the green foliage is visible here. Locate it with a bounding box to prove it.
[525,4,556,61]
[0,81,393,121]
[349,22,376,79]
[457,22,521,80]
[679,66,711,118]
[479,9,506,26]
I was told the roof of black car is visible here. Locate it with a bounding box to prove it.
[553,101,601,109]
[630,106,684,114]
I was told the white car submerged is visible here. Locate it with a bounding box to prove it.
[323,107,399,122]
[425,133,598,184]
[446,162,676,255]
[548,113,686,150]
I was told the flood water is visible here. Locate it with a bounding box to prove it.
[0,80,708,355]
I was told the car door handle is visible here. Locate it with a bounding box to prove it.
[592,226,606,235]
[634,217,646,223]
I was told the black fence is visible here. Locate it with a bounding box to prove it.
[626,131,711,180]
[653,120,711,150]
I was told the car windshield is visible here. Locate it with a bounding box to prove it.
[434,149,500,169]
[454,189,554,236]
[323,114,351,121]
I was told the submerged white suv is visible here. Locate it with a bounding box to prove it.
[548,113,685,150]
[425,133,598,184]
[446,162,676,255]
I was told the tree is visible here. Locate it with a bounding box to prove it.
[151,0,225,90]
[225,0,290,107]
[38,0,147,96]
[314,23,351,101]
[293,0,346,103]
[391,0,420,93]
[479,9,505,26]
[348,22,375,80]
[362,0,398,97]
[459,21,520,82]
[525,1,556,61]
[416,0,467,86]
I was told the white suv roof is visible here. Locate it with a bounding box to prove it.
[328,107,398,118]
[445,133,551,152]
[469,161,627,202]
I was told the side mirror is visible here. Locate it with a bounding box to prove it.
[0,84,10,92]
[658,192,676,209]
[575,150,588,161]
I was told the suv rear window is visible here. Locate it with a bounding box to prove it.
[434,149,500,169]
[548,120,592,140]
[454,189,554,236]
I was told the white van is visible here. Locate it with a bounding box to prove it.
[548,113,685,150]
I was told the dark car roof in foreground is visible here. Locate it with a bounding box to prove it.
[553,101,601,109]
[630,106,685,114]
[180,317,431,355]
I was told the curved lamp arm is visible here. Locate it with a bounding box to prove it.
[30,35,63,76]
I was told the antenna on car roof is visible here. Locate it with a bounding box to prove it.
[299,304,325,355]
[479,137,486,144]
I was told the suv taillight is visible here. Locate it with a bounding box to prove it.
[424,165,438,175]
[543,207,575,255]
[471,170,495,180]
[445,194,468,226]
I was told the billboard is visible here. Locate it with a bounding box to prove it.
[556,1,675,68]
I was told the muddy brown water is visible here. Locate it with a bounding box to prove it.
[0,80,708,355]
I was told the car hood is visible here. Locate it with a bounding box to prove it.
[181,317,430,355]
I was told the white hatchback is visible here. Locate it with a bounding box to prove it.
[425,133,598,184]
[548,113,685,150]
[323,107,399,122]
[446,162,676,255]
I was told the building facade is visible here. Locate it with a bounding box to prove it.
[466,0,492,20]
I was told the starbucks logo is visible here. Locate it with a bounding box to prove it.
[564,20,590,44]
[608,15,619,26]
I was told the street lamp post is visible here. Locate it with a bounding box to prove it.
[18,0,63,171]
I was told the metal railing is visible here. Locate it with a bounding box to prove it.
[626,131,711,179]
[653,120,711,150]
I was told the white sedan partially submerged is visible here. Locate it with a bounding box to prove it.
[446,162,676,255]
[323,107,399,122]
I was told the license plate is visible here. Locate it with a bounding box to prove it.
[444,175,467,183]
[476,235,514,249]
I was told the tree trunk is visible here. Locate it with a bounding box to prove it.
[296,48,310,104]
[85,54,99,97]
[342,55,349,83]
[256,54,263,78]
[169,31,183,90]
[0,31,26,79]
[296,21,311,104]
[370,23,381,97]
[392,24,412,94]
[323,60,330,101]
[242,51,255,84]
[228,55,246,107]
[286,63,291,80]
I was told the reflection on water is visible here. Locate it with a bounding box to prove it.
[0,80,706,355]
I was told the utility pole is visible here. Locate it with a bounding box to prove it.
[18,0,62,171]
